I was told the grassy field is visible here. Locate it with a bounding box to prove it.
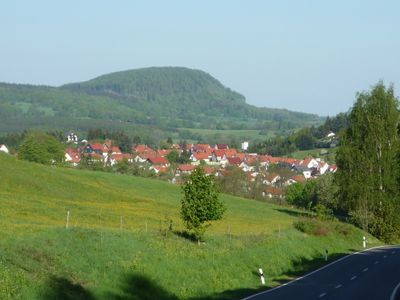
[0,153,380,299]
[288,148,338,164]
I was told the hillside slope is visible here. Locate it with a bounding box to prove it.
[0,67,323,138]
[0,154,380,299]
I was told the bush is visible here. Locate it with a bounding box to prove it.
[313,204,334,221]
[334,223,354,236]
[293,218,330,236]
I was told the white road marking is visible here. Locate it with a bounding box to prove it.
[242,246,397,300]
[335,284,342,289]
[374,261,379,264]
[390,281,400,300]
[363,268,368,272]
[319,292,327,298]
[351,276,357,280]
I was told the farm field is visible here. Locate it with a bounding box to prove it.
[0,153,379,299]
[288,148,338,164]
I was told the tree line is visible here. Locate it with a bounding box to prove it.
[287,83,400,243]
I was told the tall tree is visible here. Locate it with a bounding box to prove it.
[335,82,400,242]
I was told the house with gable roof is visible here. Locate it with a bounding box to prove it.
[147,156,170,168]
[0,144,9,154]
[190,152,211,165]
[65,147,80,166]
[262,187,284,199]
[263,173,281,186]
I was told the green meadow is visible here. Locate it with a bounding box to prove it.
[0,153,380,299]
[288,148,338,164]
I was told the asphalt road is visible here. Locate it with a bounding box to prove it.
[244,246,400,300]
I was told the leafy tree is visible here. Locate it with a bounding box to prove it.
[166,150,179,164]
[294,128,316,150]
[115,159,130,174]
[315,173,338,211]
[217,166,247,197]
[177,150,191,164]
[18,132,64,165]
[87,128,106,141]
[286,180,317,210]
[111,131,132,153]
[181,167,226,243]
[286,183,304,207]
[335,82,400,242]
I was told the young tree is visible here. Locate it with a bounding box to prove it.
[181,167,226,243]
[335,82,400,242]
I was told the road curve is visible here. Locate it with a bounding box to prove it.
[244,246,400,300]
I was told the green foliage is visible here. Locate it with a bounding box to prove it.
[217,166,248,198]
[286,181,317,210]
[335,82,400,242]
[181,167,226,241]
[251,112,348,155]
[166,150,179,164]
[286,175,338,217]
[294,218,355,237]
[314,174,339,210]
[0,154,383,299]
[0,130,27,151]
[86,129,132,153]
[295,128,316,150]
[165,150,190,165]
[294,218,329,236]
[18,132,64,165]
[313,203,334,220]
[0,68,322,140]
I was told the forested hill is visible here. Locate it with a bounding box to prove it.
[61,67,321,125]
[0,67,323,136]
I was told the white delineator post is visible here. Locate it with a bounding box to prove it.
[324,249,328,261]
[259,268,265,285]
[363,236,366,248]
[66,210,70,229]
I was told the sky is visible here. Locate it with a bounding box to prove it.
[1,1,399,116]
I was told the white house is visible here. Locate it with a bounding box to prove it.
[263,173,281,186]
[327,132,336,138]
[301,158,319,169]
[319,162,330,175]
[241,141,249,151]
[240,161,254,172]
[134,154,148,163]
[67,132,79,144]
[0,144,9,154]
[303,170,312,179]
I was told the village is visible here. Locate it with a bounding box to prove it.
[37,132,339,200]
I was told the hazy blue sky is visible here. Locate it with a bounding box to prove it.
[1,1,399,115]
